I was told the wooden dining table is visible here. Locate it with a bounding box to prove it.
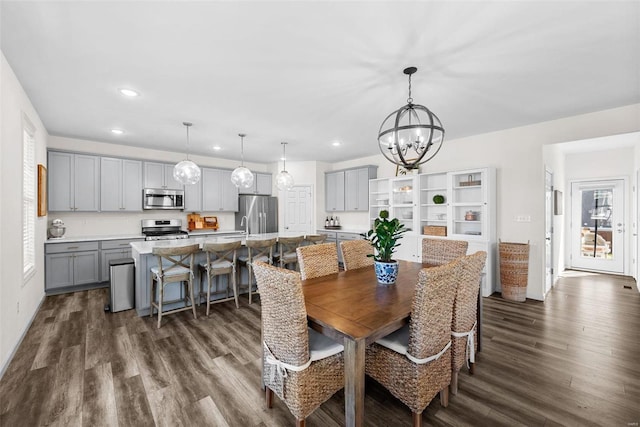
[301,260,483,427]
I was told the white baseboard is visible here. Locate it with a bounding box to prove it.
[0,295,46,380]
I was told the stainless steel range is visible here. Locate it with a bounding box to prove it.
[141,219,189,241]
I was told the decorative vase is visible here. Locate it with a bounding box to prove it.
[374,260,399,286]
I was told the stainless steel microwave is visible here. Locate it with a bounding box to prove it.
[142,188,184,210]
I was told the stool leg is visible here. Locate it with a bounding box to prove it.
[206,272,212,316]
[157,281,163,329]
[149,276,154,318]
[232,267,239,309]
[189,277,197,320]
[248,262,253,304]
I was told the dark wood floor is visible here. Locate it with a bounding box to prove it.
[1,270,639,426]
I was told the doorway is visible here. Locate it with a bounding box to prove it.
[544,168,554,295]
[283,185,313,234]
[570,179,625,273]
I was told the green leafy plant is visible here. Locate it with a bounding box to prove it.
[363,210,407,262]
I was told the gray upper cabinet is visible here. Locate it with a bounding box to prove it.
[48,151,99,212]
[239,172,272,195]
[202,168,239,212]
[143,162,184,190]
[184,173,203,212]
[325,171,345,212]
[345,167,376,211]
[100,157,142,211]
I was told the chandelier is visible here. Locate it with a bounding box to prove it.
[377,67,445,169]
[230,133,254,189]
[173,122,201,185]
[275,142,294,191]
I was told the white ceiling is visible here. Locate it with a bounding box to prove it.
[2,1,639,164]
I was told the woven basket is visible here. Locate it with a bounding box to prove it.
[499,240,530,302]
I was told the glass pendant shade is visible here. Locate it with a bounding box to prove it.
[275,141,294,191]
[231,166,254,188]
[276,170,294,191]
[377,67,445,169]
[231,133,254,188]
[174,121,201,185]
[173,160,201,185]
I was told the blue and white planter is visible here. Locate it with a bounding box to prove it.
[374,260,399,286]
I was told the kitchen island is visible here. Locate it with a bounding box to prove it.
[130,232,312,316]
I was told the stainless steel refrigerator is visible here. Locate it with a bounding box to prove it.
[235,195,278,234]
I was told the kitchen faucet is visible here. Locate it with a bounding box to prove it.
[240,215,249,238]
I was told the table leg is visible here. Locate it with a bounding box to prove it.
[477,286,483,352]
[344,338,365,427]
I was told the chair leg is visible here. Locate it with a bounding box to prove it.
[189,278,197,320]
[412,411,422,427]
[265,387,273,409]
[440,386,449,407]
[295,419,305,427]
[470,361,476,375]
[450,370,459,395]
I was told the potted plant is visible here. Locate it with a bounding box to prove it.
[363,210,407,285]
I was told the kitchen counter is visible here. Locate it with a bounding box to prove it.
[317,228,367,235]
[46,234,145,244]
[187,229,245,236]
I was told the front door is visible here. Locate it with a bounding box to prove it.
[571,179,625,273]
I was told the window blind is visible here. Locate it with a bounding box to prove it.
[23,124,36,280]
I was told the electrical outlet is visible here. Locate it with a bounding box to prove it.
[515,215,532,222]
[16,301,19,314]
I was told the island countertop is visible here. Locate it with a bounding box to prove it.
[130,231,315,255]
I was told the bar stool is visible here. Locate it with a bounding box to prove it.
[277,236,304,270]
[238,237,276,304]
[199,240,242,315]
[304,234,327,245]
[149,244,199,329]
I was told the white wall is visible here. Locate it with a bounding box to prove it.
[1,53,49,375]
[321,104,640,300]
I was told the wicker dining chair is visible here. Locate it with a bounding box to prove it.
[450,251,487,395]
[340,239,373,271]
[238,237,276,304]
[149,244,199,329]
[365,259,461,426]
[277,236,305,270]
[199,240,242,315]
[304,234,328,245]
[422,238,468,266]
[296,243,339,280]
[252,261,344,427]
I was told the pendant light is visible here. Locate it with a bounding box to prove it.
[173,122,201,185]
[275,142,294,191]
[377,67,445,169]
[230,133,254,189]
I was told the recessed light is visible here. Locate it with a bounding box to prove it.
[212,145,222,151]
[332,141,341,147]
[111,129,124,135]
[118,88,139,97]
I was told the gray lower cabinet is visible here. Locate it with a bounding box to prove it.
[316,230,363,266]
[100,239,143,282]
[45,241,100,291]
[48,151,100,212]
